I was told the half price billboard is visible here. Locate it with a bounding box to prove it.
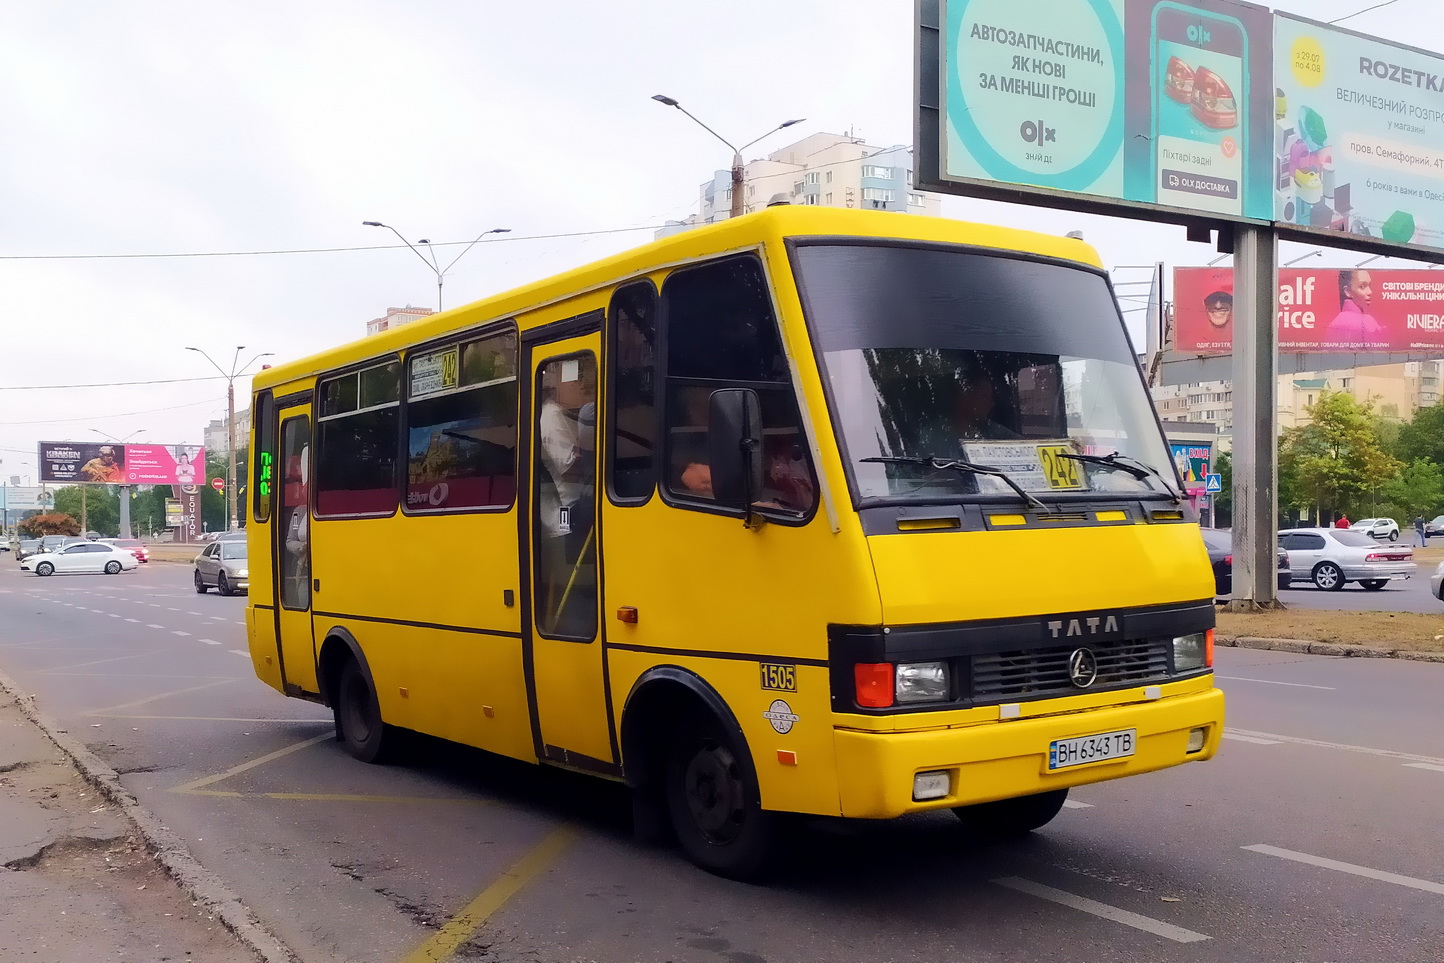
[39,442,205,486]
[1173,266,1444,353]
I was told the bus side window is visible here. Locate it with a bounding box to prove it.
[661,255,817,516]
[607,282,657,504]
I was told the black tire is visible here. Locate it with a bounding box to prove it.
[36,562,53,577]
[104,560,122,574]
[952,788,1070,837]
[335,659,397,764]
[1313,562,1345,591]
[1388,530,1399,541]
[194,570,208,593]
[217,573,232,597]
[1360,579,1387,591]
[665,715,778,881]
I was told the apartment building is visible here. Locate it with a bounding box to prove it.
[365,305,434,337]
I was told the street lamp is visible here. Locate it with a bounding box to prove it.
[1283,250,1323,266]
[1356,254,1385,267]
[363,222,510,311]
[185,345,274,534]
[1208,254,1232,266]
[652,95,804,220]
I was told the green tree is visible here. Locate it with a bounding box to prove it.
[1395,402,1444,465]
[51,486,120,536]
[1211,450,1232,526]
[1280,392,1401,520]
[1381,458,1444,521]
[130,486,174,539]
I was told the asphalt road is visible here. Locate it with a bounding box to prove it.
[1,559,1441,963]
[1279,564,1444,613]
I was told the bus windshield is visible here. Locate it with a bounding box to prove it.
[792,242,1177,505]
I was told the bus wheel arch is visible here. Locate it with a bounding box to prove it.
[620,667,778,880]
[317,628,398,764]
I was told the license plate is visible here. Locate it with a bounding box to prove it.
[1048,729,1136,770]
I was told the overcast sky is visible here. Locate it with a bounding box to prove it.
[0,0,1433,485]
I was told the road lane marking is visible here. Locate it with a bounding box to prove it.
[991,877,1209,943]
[1216,676,1336,690]
[172,630,191,637]
[1404,762,1444,773]
[200,639,220,645]
[1225,728,1444,767]
[171,732,334,793]
[1062,800,1094,809]
[106,715,327,722]
[209,616,228,621]
[187,611,201,615]
[230,649,249,658]
[1223,733,1283,745]
[1243,845,1444,896]
[399,825,579,963]
[107,613,119,618]
[83,678,237,716]
[124,618,140,623]
[37,651,169,672]
[146,623,164,628]
[185,789,489,803]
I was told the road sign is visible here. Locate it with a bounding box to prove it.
[1204,473,1222,494]
[211,477,225,492]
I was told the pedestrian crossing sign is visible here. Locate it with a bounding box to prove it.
[1204,473,1222,494]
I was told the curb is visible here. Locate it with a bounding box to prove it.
[0,669,298,963]
[1217,635,1444,663]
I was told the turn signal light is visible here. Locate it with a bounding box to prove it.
[854,663,895,708]
[1206,628,1215,667]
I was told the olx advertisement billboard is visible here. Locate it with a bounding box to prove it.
[1274,14,1444,251]
[935,0,1275,222]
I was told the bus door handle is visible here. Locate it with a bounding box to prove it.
[313,578,320,593]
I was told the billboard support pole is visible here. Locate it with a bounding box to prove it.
[1228,224,1283,612]
[119,485,131,540]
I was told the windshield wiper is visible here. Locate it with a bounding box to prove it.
[1054,451,1183,503]
[861,455,1052,512]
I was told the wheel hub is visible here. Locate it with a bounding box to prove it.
[683,743,744,842]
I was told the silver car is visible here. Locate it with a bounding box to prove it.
[194,539,249,596]
[1430,558,1443,602]
[1279,527,1415,591]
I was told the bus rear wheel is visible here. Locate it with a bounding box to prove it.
[952,789,1069,837]
[335,659,397,764]
[665,717,777,881]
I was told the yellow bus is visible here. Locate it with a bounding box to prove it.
[245,206,1223,879]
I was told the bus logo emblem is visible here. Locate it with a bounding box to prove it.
[763,699,799,734]
[1068,648,1099,688]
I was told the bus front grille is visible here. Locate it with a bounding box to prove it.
[969,639,1170,702]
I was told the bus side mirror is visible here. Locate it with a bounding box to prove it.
[707,388,764,512]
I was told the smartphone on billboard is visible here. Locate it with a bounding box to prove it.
[1151,2,1247,217]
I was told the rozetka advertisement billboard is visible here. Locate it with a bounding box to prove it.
[39,442,205,486]
[928,0,1275,223]
[1273,14,1444,254]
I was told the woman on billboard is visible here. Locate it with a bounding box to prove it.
[173,447,198,485]
[1324,270,1384,346]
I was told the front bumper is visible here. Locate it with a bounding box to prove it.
[832,684,1225,819]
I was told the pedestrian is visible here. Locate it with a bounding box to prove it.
[1334,514,1350,530]
[1415,515,1427,547]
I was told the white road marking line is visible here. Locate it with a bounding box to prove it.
[1243,845,1444,896]
[1225,728,1444,767]
[234,621,244,625]
[229,649,249,658]
[1216,676,1336,690]
[1062,800,1094,809]
[186,611,201,615]
[124,619,140,623]
[200,639,221,645]
[1223,733,1283,745]
[209,616,227,621]
[172,630,191,637]
[145,624,164,629]
[1404,762,1444,773]
[166,607,181,611]
[107,614,120,618]
[992,877,1209,943]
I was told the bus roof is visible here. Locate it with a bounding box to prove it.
[252,206,1103,392]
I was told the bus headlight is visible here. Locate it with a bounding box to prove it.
[896,661,950,703]
[1173,632,1210,672]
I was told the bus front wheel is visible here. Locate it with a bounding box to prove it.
[665,717,778,881]
[952,788,1069,837]
[335,659,397,764]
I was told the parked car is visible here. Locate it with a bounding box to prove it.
[1431,558,1444,602]
[1349,517,1400,541]
[1425,515,1444,538]
[1278,527,1415,591]
[15,539,40,561]
[108,538,150,563]
[194,539,248,595]
[1200,529,1291,596]
[20,542,140,577]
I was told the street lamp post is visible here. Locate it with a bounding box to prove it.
[186,346,274,533]
[362,222,511,312]
[90,429,146,538]
[1282,250,1324,267]
[651,96,804,220]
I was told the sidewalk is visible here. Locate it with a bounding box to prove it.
[0,682,276,962]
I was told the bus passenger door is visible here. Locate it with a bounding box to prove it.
[274,408,319,695]
[521,328,614,771]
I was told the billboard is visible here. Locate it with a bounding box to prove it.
[39,442,204,486]
[164,498,183,527]
[0,487,51,512]
[1274,14,1444,254]
[922,0,1275,222]
[1170,442,1212,496]
[1174,266,1444,353]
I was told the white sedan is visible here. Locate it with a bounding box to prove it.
[21,542,140,576]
